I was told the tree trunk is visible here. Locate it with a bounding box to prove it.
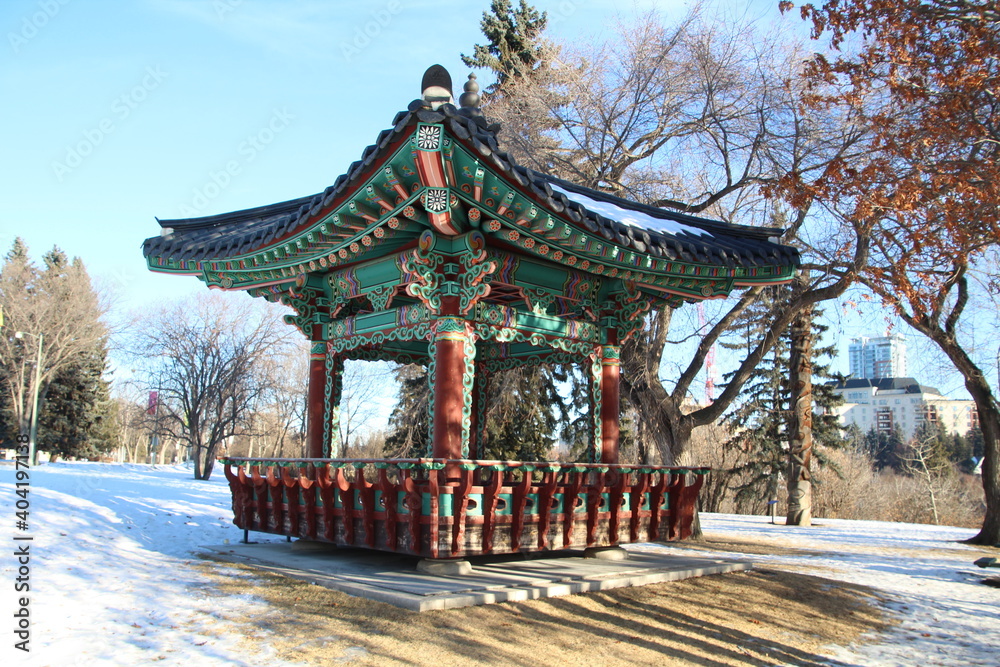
[620,335,694,464]
[966,380,1000,544]
[900,308,1000,545]
[200,455,216,480]
[193,442,203,479]
[786,304,814,526]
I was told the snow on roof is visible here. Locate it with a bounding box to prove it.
[549,183,711,238]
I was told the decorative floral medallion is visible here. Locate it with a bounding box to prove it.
[416,123,442,150]
[423,188,450,213]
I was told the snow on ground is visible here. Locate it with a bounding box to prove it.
[3,462,998,666]
[638,514,1000,666]
[2,462,289,667]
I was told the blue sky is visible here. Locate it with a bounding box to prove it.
[0,0,970,395]
[2,0,704,308]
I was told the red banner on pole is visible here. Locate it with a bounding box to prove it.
[147,391,158,415]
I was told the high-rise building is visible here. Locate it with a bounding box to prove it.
[848,334,907,379]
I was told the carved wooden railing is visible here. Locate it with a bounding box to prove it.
[222,458,708,558]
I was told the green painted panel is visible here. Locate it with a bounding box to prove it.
[354,310,399,332]
[517,312,584,337]
[464,494,484,517]
[511,262,572,291]
[353,254,404,288]
[494,493,512,516]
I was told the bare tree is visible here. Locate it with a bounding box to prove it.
[899,434,952,526]
[477,12,871,465]
[108,390,154,463]
[130,294,291,480]
[252,340,308,459]
[345,429,390,459]
[338,360,391,457]
[685,420,738,513]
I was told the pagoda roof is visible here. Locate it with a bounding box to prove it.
[143,101,797,271]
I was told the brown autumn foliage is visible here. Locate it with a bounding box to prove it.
[781,0,1000,543]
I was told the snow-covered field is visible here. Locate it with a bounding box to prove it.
[2,462,998,666]
[640,515,1000,666]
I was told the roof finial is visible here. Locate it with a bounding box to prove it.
[421,64,453,110]
[459,73,480,109]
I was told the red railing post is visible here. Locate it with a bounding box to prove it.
[481,468,503,554]
[451,467,473,556]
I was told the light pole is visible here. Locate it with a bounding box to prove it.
[14,331,43,465]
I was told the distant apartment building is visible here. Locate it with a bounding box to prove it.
[848,334,907,379]
[830,377,978,440]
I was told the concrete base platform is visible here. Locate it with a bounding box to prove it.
[206,542,752,612]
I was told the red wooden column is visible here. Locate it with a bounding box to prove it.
[431,317,473,461]
[468,361,485,460]
[599,340,621,464]
[306,342,328,458]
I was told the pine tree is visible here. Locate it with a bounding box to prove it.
[36,337,113,460]
[0,242,111,458]
[385,362,571,462]
[461,0,549,97]
[947,431,974,470]
[862,425,905,471]
[36,251,113,460]
[481,364,567,461]
[967,426,985,462]
[460,0,570,177]
[385,364,430,457]
[719,286,844,514]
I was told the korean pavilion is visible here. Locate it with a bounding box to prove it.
[142,66,799,563]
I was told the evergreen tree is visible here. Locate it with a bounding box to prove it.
[719,287,790,512]
[385,362,571,462]
[461,0,549,97]
[967,426,985,462]
[559,366,592,460]
[35,338,113,460]
[481,364,567,462]
[0,241,111,458]
[947,431,974,470]
[862,425,905,471]
[461,0,570,177]
[843,422,865,451]
[385,364,430,457]
[31,251,113,460]
[718,286,844,513]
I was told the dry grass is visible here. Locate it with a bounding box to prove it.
[195,548,888,667]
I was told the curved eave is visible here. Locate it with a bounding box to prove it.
[437,106,799,271]
[143,118,424,270]
[142,101,799,298]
